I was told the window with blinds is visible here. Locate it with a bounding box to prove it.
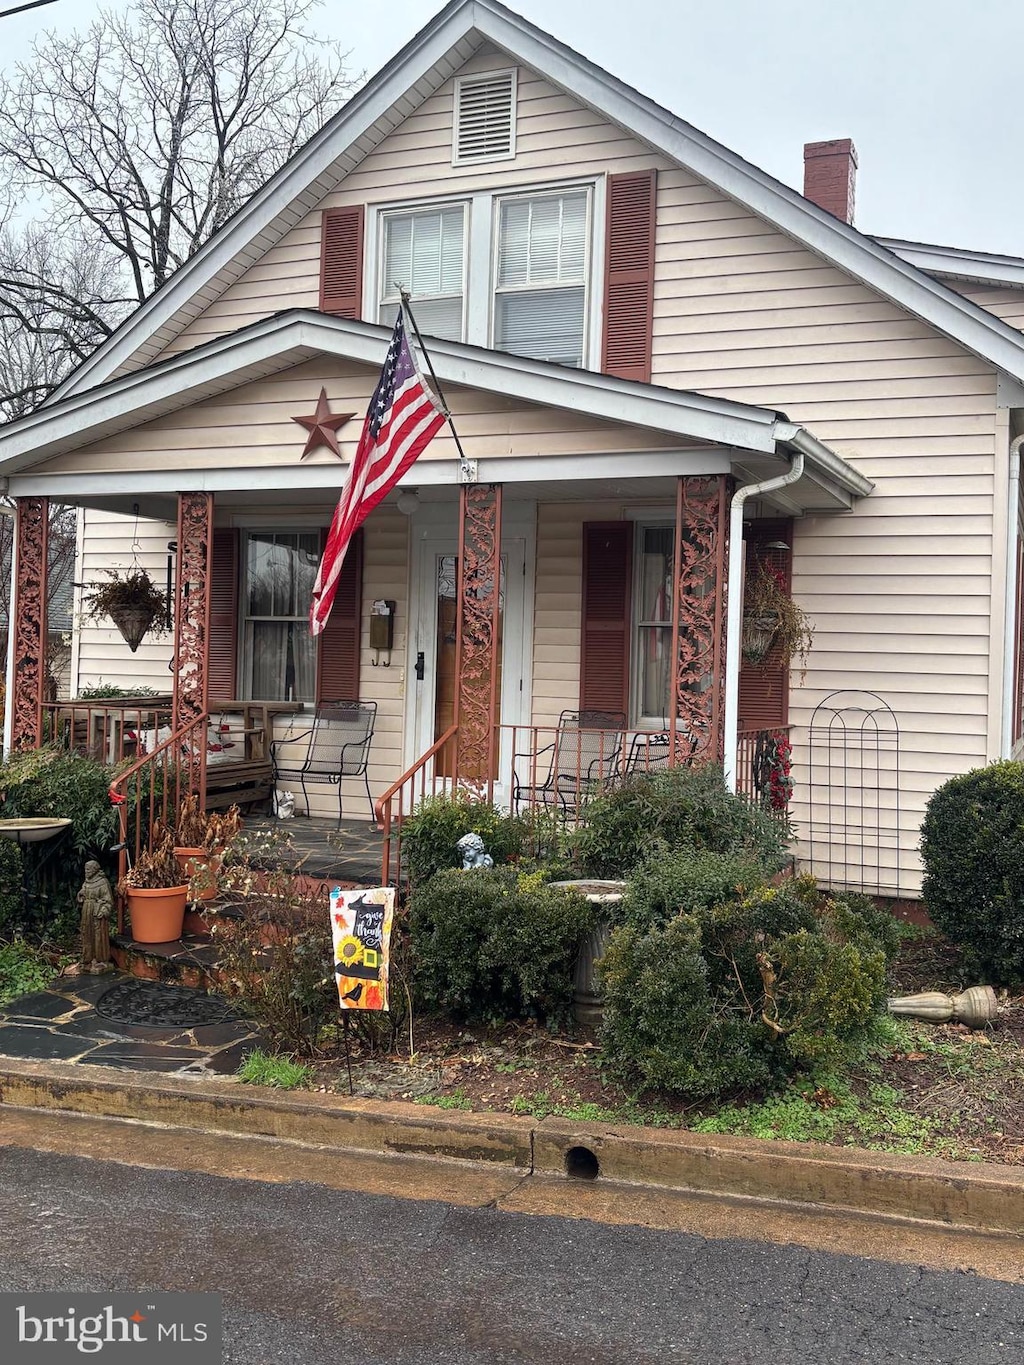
[378,205,467,341]
[493,189,589,367]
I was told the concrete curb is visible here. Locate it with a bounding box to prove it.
[2,1056,1023,1236]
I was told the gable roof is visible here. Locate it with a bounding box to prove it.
[46,0,1024,404]
[0,310,871,513]
[879,237,1024,290]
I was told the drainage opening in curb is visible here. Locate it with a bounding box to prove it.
[565,1146,600,1180]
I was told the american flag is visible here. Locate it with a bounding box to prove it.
[310,309,446,636]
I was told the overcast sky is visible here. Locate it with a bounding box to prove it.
[4,0,1023,256]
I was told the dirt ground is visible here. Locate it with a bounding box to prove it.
[305,929,1024,1164]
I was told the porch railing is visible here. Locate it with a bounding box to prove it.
[42,698,174,766]
[377,722,792,890]
[107,713,209,930]
[375,724,458,889]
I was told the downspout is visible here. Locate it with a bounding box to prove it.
[723,444,805,791]
[1000,433,1024,757]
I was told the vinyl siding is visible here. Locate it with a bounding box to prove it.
[943,280,1024,331]
[84,46,1005,892]
[40,358,685,477]
[76,509,176,695]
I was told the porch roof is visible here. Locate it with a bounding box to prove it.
[0,312,871,515]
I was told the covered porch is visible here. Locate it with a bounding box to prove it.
[0,312,872,884]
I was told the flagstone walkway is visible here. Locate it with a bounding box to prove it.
[0,971,260,1077]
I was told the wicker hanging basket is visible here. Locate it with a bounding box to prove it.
[741,611,780,666]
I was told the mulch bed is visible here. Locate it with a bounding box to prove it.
[302,930,1024,1164]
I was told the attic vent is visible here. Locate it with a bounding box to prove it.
[454,69,516,164]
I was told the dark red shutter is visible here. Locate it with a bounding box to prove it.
[320,206,364,318]
[580,522,633,715]
[737,520,792,732]
[602,170,656,383]
[207,528,239,703]
[317,529,363,702]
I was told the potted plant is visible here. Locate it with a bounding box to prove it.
[119,833,189,943]
[82,568,168,652]
[160,795,242,903]
[741,560,814,672]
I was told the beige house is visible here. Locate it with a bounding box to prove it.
[4,0,1024,897]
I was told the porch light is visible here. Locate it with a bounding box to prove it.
[763,540,790,551]
[396,489,421,516]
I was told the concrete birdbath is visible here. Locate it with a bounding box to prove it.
[0,818,74,927]
[0,817,73,844]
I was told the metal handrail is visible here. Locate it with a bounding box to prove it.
[108,713,209,927]
[375,723,459,888]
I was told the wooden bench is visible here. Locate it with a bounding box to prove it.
[203,702,283,812]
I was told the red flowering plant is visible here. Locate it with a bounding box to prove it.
[741,559,814,676]
[767,731,793,812]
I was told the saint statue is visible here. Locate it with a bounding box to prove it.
[77,860,114,972]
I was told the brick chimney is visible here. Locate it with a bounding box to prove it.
[803,138,858,224]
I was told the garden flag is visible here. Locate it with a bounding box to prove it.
[329,886,396,1011]
[310,308,446,635]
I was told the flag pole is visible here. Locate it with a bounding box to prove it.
[400,291,471,467]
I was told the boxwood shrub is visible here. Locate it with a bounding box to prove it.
[568,764,789,879]
[599,876,893,1099]
[400,792,527,887]
[920,760,1024,980]
[410,867,598,1027]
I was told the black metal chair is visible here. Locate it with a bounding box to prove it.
[512,709,626,816]
[271,701,377,825]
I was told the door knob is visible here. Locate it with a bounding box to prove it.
[414,651,425,681]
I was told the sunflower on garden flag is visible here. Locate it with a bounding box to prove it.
[329,886,395,1011]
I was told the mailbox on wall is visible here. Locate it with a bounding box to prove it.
[370,600,395,665]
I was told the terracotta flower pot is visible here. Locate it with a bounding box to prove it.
[174,846,220,902]
[127,885,188,943]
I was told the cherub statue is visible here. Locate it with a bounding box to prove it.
[77,860,114,973]
[457,832,493,870]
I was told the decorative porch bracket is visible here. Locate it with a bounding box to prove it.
[172,492,215,738]
[10,496,49,751]
[669,474,732,764]
[454,482,503,796]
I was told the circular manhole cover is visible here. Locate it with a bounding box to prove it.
[95,980,239,1028]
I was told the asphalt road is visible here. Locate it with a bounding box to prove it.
[0,1144,1021,1365]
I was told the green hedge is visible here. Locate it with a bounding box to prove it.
[921,760,1024,980]
[410,866,598,1028]
[568,764,789,879]
[400,792,527,887]
[599,876,893,1099]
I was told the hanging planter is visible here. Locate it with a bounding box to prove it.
[741,561,814,674]
[82,568,169,653]
[741,611,780,666]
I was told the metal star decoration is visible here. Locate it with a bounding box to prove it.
[291,388,355,458]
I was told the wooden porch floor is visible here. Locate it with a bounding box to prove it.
[241,815,384,886]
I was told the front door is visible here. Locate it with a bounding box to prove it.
[406,501,534,801]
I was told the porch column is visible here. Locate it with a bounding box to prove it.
[454,482,503,796]
[9,497,49,751]
[669,474,731,764]
[172,492,215,741]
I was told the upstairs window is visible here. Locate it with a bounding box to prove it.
[494,189,589,366]
[454,69,517,164]
[378,205,466,342]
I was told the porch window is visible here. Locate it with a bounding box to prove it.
[634,525,675,726]
[378,205,466,341]
[493,188,589,366]
[242,531,319,702]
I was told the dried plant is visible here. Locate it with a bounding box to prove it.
[120,834,186,891]
[741,560,814,673]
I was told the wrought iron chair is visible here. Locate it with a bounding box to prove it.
[512,709,626,816]
[271,701,377,825]
[622,728,700,777]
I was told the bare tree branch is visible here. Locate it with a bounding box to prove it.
[0,0,357,412]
